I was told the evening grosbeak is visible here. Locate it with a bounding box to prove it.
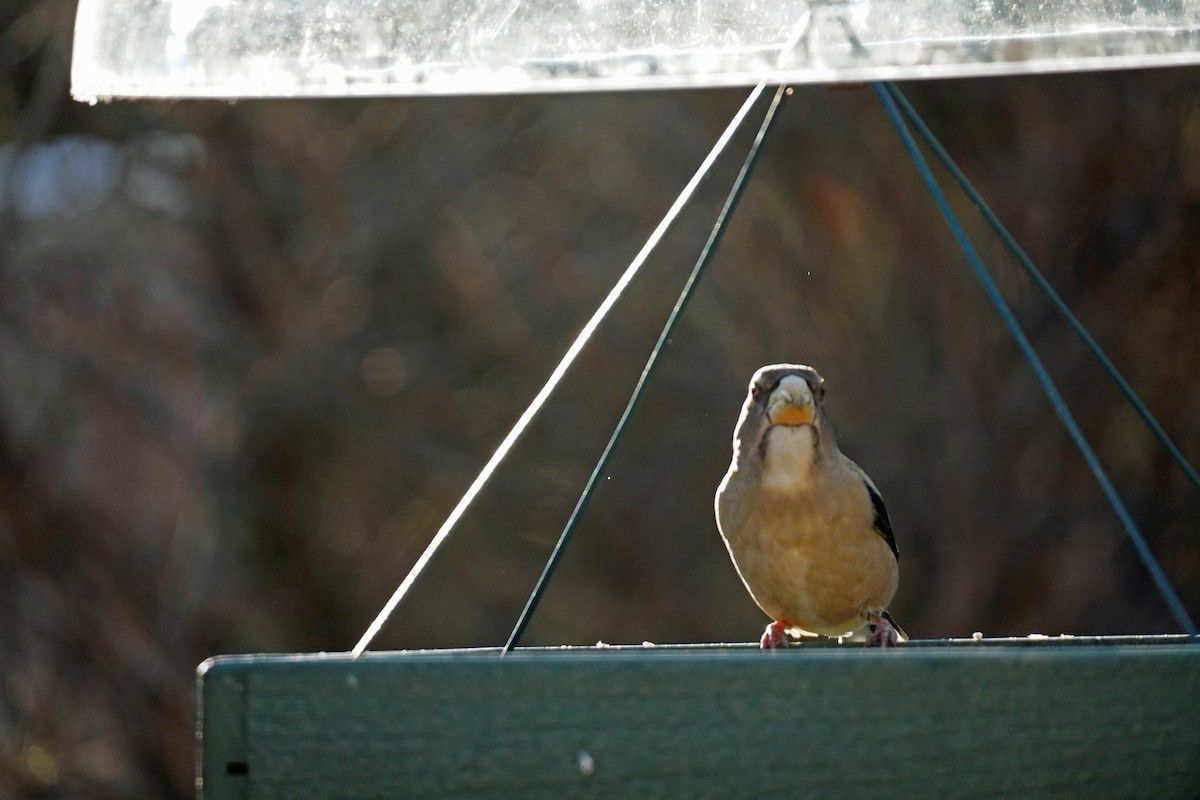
[715,364,904,648]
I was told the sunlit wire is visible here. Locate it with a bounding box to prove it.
[351,81,772,657]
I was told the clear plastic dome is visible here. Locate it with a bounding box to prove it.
[72,0,1200,101]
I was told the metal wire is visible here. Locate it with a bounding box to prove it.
[873,81,1198,638]
[351,81,774,657]
[883,81,1200,499]
[503,83,791,653]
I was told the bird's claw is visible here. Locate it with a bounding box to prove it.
[866,612,899,648]
[760,620,789,650]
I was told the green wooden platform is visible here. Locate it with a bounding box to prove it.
[198,636,1200,799]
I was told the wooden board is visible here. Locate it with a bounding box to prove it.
[198,637,1200,799]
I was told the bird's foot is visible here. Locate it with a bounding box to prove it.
[866,611,899,648]
[760,620,790,650]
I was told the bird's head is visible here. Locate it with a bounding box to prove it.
[729,363,836,484]
[764,370,822,427]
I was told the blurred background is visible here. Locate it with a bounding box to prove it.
[2,1,1199,797]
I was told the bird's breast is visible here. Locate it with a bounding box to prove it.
[717,471,898,636]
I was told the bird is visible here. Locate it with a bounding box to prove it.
[714,363,904,648]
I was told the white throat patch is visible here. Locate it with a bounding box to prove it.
[761,424,817,490]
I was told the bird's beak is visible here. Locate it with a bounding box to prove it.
[767,378,816,426]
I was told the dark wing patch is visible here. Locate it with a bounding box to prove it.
[864,479,899,561]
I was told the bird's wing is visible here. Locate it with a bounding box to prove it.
[845,458,899,561]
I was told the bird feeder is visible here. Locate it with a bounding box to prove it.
[71,0,1200,796]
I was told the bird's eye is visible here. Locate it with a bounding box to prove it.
[750,383,762,399]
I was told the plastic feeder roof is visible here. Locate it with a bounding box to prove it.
[72,0,1200,101]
